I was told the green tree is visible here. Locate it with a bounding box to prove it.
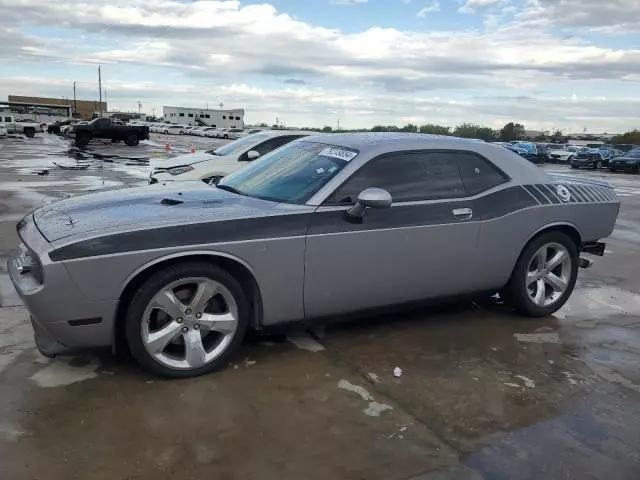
[611,130,640,145]
[400,123,418,132]
[321,126,333,132]
[419,124,451,135]
[453,123,497,141]
[499,122,525,141]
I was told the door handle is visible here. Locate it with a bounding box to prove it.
[452,207,473,220]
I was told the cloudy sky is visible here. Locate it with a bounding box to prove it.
[1,0,638,132]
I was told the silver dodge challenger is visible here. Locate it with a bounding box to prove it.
[9,133,620,377]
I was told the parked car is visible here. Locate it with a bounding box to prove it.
[1,115,44,138]
[71,118,150,147]
[510,142,547,163]
[158,125,184,135]
[197,127,217,137]
[608,148,640,173]
[150,130,314,184]
[204,128,222,138]
[182,126,197,135]
[0,122,7,137]
[47,119,75,135]
[547,146,588,163]
[9,133,620,377]
[570,149,607,169]
[217,128,244,139]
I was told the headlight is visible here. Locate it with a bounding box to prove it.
[166,165,194,176]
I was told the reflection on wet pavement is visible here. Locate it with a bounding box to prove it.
[1,135,640,479]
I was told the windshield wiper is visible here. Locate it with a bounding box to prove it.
[216,184,245,196]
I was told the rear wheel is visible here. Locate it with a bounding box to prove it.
[502,232,578,317]
[125,134,140,146]
[594,160,602,169]
[125,262,250,378]
[24,128,35,138]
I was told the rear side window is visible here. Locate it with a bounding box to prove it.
[450,152,508,195]
[327,152,466,204]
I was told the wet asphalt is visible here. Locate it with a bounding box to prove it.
[1,133,640,479]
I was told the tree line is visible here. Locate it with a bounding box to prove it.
[315,122,527,142]
[311,124,640,146]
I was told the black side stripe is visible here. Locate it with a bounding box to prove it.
[51,186,537,261]
[565,185,589,203]
[575,185,596,202]
[528,185,551,204]
[539,184,561,204]
[522,185,542,204]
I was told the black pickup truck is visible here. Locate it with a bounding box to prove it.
[72,118,150,147]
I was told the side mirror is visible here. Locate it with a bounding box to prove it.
[345,188,392,221]
[247,150,260,160]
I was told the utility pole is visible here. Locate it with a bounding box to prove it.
[98,66,103,117]
[337,119,340,132]
[73,81,77,119]
[138,101,142,116]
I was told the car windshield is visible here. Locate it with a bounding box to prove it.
[208,133,271,156]
[218,141,357,204]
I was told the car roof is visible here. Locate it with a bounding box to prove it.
[303,132,550,184]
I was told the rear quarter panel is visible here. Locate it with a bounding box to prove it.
[477,185,619,289]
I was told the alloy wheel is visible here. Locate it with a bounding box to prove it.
[141,277,239,370]
[526,243,572,307]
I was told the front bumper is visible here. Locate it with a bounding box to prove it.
[8,216,117,356]
[572,158,598,167]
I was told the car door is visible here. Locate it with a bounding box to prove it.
[304,150,496,319]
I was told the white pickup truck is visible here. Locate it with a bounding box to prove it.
[0,115,44,138]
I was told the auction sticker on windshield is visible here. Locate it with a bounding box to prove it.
[319,146,358,162]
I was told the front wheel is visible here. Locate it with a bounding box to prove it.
[502,232,578,317]
[125,262,250,378]
[594,160,602,169]
[223,134,229,139]
[125,134,140,146]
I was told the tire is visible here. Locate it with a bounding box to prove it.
[501,231,578,317]
[124,134,140,147]
[594,160,602,170]
[571,165,578,169]
[75,132,91,147]
[223,134,229,139]
[164,130,169,135]
[125,261,250,378]
[24,128,35,138]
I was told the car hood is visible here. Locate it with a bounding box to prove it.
[151,151,231,169]
[33,182,278,242]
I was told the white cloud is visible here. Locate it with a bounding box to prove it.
[0,0,637,131]
[417,1,440,17]
[458,0,505,14]
[330,0,368,4]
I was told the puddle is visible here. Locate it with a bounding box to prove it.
[287,333,325,352]
[555,286,640,322]
[29,357,100,387]
[337,379,393,417]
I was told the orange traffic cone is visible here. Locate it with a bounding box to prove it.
[165,143,172,151]
[191,145,196,153]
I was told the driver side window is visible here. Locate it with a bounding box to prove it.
[327,152,466,204]
[242,136,298,160]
